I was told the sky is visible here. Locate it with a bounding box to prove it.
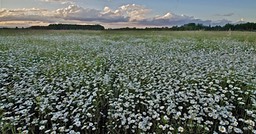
[0,0,255,28]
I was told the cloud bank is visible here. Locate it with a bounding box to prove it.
[0,4,236,28]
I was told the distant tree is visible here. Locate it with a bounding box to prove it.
[223,23,234,31]
[28,24,105,30]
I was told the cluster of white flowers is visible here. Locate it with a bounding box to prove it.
[0,32,256,133]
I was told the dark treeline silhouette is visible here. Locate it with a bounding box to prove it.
[1,22,256,31]
[170,22,256,31]
[28,24,105,30]
[110,22,256,31]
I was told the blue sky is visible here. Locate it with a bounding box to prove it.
[0,0,255,28]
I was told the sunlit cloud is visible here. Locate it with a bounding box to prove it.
[0,21,48,27]
[0,8,58,23]
[0,4,243,28]
[55,4,129,23]
[137,12,212,26]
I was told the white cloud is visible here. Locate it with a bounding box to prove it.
[0,4,237,28]
[0,8,54,22]
[118,4,150,21]
[54,5,128,22]
[137,12,212,26]
[99,4,150,22]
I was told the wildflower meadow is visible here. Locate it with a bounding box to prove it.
[0,30,256,134]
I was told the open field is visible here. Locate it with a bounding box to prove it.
[0,30,256,134]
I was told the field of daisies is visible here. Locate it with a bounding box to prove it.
[0,30,256,134]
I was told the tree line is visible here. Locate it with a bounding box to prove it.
[1,22,256,31]
[110,22,256,31]
[28,24,105,30]
[170,22,256,31]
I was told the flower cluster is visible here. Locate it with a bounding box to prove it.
[0,32,256,133]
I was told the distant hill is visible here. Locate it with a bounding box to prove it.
[28,24,105,30]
